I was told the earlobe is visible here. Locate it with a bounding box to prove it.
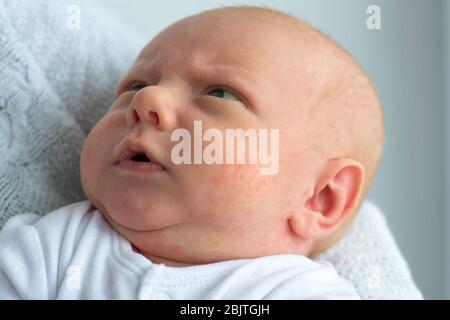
[289,158,365,240]
[288,208,323,240]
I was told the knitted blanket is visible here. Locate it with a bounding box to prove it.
[0,0,423,299]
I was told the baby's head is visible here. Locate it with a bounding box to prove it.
[80,7,384,266]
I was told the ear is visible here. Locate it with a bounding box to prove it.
[289,158,365,240]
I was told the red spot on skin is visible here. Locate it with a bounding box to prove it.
[212,169,227,186]
[206,190,215,206]
[206,163,277,222]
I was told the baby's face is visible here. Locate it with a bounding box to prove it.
[80,11,324,265]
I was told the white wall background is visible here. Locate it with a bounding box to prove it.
[444,0,450,301]
[94,0,447,299]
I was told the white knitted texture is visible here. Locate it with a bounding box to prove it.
[0,0,423,300]
[316,202,423,299]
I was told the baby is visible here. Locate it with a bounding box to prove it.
[0,6,384,299]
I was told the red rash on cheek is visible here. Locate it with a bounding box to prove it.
[205,168,229,207]
[210,164,270,197]
[201,163,281,227]
[211,169,228,186]
[204,163,278,210]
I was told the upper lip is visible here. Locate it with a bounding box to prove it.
[115,138,165,169]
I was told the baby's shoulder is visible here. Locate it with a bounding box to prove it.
[1,200,98,240]
[0,200,110,272]
[0,201,113,299]
[235,255,360,299]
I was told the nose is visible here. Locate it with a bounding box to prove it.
[126,85,178,131]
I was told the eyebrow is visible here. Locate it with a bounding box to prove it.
[118,61,159,89]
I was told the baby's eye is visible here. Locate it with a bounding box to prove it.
[128,82,147,91]
[205,88,240,101]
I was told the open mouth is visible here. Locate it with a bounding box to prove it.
[115,144,165,173]
[131,152,151,162]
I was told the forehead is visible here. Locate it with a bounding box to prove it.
[133,13,309,80]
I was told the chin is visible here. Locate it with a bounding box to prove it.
[101,195,177,231]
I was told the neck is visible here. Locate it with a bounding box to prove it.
[132,243,196,267]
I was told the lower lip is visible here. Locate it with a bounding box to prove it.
[115,160,165,173]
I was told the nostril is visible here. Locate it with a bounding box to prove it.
[148,111,159,125]
[132,109,140,123]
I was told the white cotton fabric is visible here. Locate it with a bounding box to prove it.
[0,201,360,300]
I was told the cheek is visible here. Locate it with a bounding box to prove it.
[80,115,123,196]
[82,114,124,162]
[204,163,275,210]
[80,128,104,199]
[80,135,96,202]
